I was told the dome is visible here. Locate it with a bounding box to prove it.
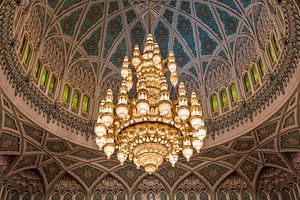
[0,0,300,198]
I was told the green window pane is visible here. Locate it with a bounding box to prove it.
[176,192,184,200]
[62,85,70,103]
[230,84,238,102]
[72,91,80,109]
[19,36,27,55]
[211,94,218,113]
[117,192,126,200]
[93,192,102,200]
[40,68,48,87]
[267,44,276,63]
[82,95,90,113]
[251,67,260,85]
[241,191,250,200]
[200,192,208,200]
[258,58,265,77]
[243,74,251,93]
[105,193,114,200]
[230,192,238,200]
[220,90,228,108]
[35,61,41,78]
[48,75,57,94]
[24,46,32,64]
[218,191,226,200]
[272,34,279,53]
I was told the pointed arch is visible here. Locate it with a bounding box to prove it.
[242,73,252,96]
[220,88,229,111]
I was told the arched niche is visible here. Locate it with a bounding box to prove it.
[91,175,127,199]
[49,173,86,199]
[133,175,169,200]
[257,167,298,199]
[174,174,210,200]
[3,169,44,199]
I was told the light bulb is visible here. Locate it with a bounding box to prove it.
[94,123,106,137]
[104,143,115,159]
[170,74,178,86]
[192,138,203,153]
[168,153,178,167]
[136,100,149,115]
[197,127,207,140]
[178,107,190,121]
[121,66,129,78]
[132,56,141,67]
[117,152,128,165]
[116,105,129,119]
[144,164,156,174]
[182,145,193,161]
[153,53,161,64]
[190,116,204,130]
[96,136,107,150]
[126,78,133,90]
[168,61,177,73]
[159,101,171,116]
[101,113,114,127]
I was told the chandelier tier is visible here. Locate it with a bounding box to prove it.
[94,33,207,173]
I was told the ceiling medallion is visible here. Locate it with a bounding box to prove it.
[94,0,207,174]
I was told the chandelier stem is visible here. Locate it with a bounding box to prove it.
[148,0,151,33]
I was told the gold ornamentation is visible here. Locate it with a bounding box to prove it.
[95,34,207,173]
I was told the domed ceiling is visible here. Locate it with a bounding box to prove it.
[41,0,264,95]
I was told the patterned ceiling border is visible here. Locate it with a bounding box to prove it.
[0,0,299,140]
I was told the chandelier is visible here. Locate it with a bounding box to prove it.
[94,1,207,174]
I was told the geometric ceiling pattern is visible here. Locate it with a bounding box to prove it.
[40,0,264,90]
[1,83,299,198]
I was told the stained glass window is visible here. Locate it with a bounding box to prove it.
[267,43,276,63]
[258,58,265,77]
[82,95,90,113]
[272,34,279,54]
[211,94,218,113]
[40,67,48,87]
[117,192,126,200]
[93,192,102,200]
[243,74,251,93]
[218,191,226,200]
[134,192,142,200]
[72,90,80,109]
[281,190,291,200]
[19,35,27,55]
[159,192,168,200]
[241,191,250,200]
[270,191,279,200]
[200,191,208,200]
[62,85,70,103]
[105,193,114,200]
[35,60,41,78]
[230,84,238,102]
[64,193,72,200]
[176,192,184,200]
[34,193,43,200]
[251,66,260,85]
[220,89,228,108]
[229,191,238,200]
[188,191,196,200]
[48,75,57,94]
[24,45,32,64]
[51,193,60,200]
[75,193,85,200]
[258,191,267,200]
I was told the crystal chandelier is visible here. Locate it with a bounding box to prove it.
[94,1,207,174]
